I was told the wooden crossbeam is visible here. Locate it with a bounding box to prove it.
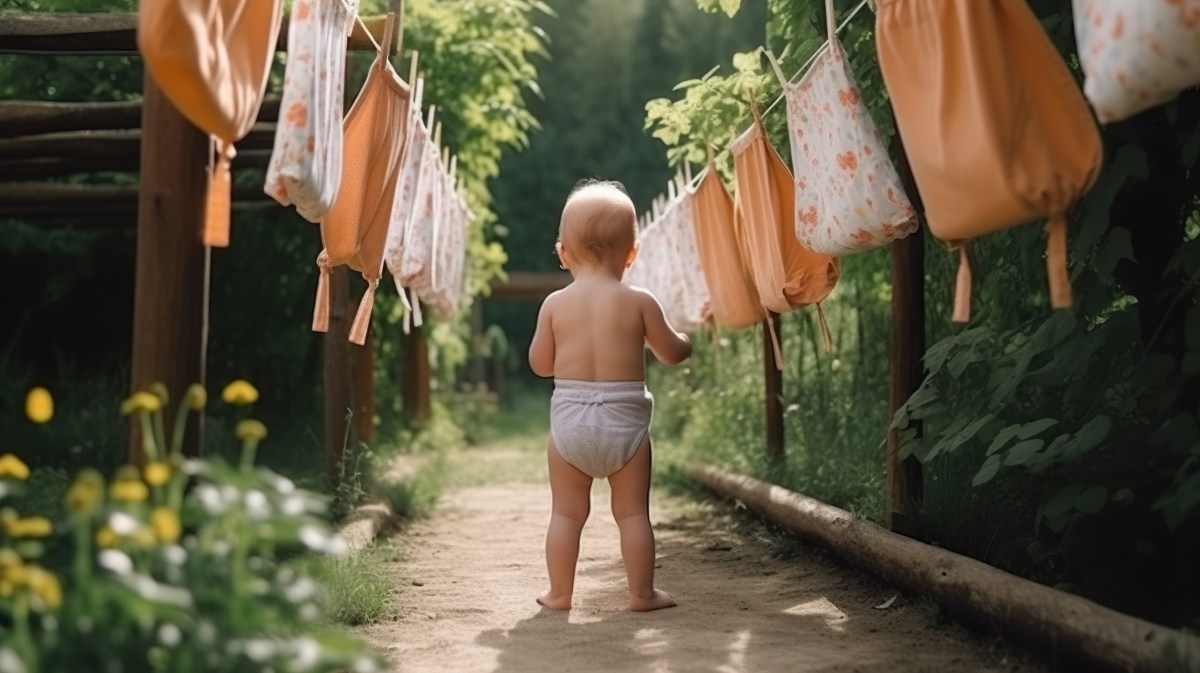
[488,272,570,300]
[0,149,272,181]
[0,184,278,222]
[0,125,277,160]
[0,12,393,55]
[0,98,280,138]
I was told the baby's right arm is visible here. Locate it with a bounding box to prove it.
[639,290,692,366]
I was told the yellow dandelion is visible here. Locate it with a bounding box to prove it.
[0,508,16,524]
[184,384,207,411]
[150,507,181,543]
[65,469,104,513]
[235,419,268,442]
[120,391,162,416]
[221,380,259,406]
[110,480,149,503]
[0,549,21,568]
[132,527,156,548]
[26,566,62,609]
[95,526,118,548]
[0,454,30,481]
[148,382,170,405]
[25,387,53,424]
[143,461,171,487]
[6,516,52,538]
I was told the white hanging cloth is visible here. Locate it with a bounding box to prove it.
[1073,0,1200,124]
[772,0,915,255]
[265,0,360,222]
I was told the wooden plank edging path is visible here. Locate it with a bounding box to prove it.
[685,463,1200,673]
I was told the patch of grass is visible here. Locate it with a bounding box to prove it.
[302,548,396,626]
[378,454,447,520]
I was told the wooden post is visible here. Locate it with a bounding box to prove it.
[401,323,431,427]
[763,312,784,462]
[324,267,352,486]
[887,123,927,536]
[129,70,210,463]
[352,328,375,445]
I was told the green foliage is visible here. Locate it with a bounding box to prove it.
[0,384,382,672]
[299,550,396,626]
[377,454,447,520]
[647,0,1200,624]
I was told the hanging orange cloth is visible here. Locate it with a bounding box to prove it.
[138,0,284,247]
[731,114,840,314]
[311,13,411,346]
[876,0,1102,322]
[690,165,762,331]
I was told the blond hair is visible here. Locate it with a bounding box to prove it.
[558,180,637,268]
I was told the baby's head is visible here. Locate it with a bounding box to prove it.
[557,180,637,272]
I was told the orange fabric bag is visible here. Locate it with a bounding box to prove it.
[690,165,762,331]
[138,0,284,247]
[731,116,839,315]
[311,14,411,346]
[875,0,1102,322]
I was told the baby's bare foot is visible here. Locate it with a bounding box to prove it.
[536,591,572,610]
[629,589,677,612]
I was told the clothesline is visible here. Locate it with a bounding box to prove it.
[655,0,872,202]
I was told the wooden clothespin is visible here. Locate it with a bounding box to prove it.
[667,180,677,202]
[408,50,419,88]
[426,104,437,130]
[389,0,404,56]
[684,161,693,185]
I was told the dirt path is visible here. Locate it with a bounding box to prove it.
[360,447,1048,673]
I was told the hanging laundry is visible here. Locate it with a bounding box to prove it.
[397,131,447,325]
[690,166,762,330]
[1074,0,1200,124]
[312,14,411,346]
[732,114,839,314]
[433,183,472,321]
[384,77,428,321]
[265,0,361,223]
[772,0,916,256]
[138,0,284,247]
[657,190,709,332]
[876,0,1102,322]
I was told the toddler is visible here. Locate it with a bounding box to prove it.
[528,180,692,612]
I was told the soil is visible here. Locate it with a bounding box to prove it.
[358,447,1050,673]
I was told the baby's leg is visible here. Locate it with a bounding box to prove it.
[538,437,592,611]
[608,438,676,612]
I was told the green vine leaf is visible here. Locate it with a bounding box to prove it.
[1017,418,1059,439]
[972,454,1002,486]
[1004,439,1045,467]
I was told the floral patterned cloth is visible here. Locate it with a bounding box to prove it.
[624,190,709,333]
[384,78,428,312]
[397,133,444,327]
[265,0,359,223]
[1074,0,1200,123]
[782,36,916,256]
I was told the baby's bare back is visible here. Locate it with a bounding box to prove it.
[550,278,647,382]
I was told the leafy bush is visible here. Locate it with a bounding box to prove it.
[0,383,382,673]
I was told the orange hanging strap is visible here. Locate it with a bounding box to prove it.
[1046,214,1072,310]
[312,252,333,333]
[952,243,972,323]
[815,302,833,353]
[349,279,379,345]
[765,312,783,372]
[202,138,236,247]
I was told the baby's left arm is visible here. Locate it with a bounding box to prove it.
[528,295,556,378]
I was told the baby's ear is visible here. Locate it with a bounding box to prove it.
[556,242,571,270]
[625,243,639,269]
